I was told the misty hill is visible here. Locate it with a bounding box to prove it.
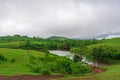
[47,36,69,41]
[96,33,120,40]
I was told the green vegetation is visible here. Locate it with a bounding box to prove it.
[0,48,91,76]
[90,45,120,63]
[88,38,120,50]
[70,38,120,64]
[0,35,120,80]
[0,35,99,51]
[60,64,120,80]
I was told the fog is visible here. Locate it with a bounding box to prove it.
[0,0,120,39]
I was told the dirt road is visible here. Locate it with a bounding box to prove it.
[0,75,64,80]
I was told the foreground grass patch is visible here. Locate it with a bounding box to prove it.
[0,48,45,76]
[59,64,120,80]
[0,48,92,76]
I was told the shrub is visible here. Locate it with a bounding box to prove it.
[71,62,92,75]
[41,68,51,75]
[11,59,16,63]
[54,58,73,74]
[73,54,82,63]
[91,45,120,63]
[0,54,7,61]
[28,65,41,73]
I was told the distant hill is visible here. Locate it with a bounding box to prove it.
[96,33,120,40]
[88,37,120,51]
[47,36,69,40]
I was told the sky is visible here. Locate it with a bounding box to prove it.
[0,0,120,39]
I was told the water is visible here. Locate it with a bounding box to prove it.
[49,50,73,59]
[49,50,108,67]
[49,50,94,65]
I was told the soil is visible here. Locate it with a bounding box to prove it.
[0,75,65,80]
[92,67,106,73]
[88,64,106,73]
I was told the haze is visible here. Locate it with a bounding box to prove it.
[0,0,120,39]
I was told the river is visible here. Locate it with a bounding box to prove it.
[49,50,107,67]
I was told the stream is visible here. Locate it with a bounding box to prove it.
[49,50,107,67]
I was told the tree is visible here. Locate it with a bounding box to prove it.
[73,54,82,63]
[26,40,31,47]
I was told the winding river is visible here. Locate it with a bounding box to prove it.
[49,50,107,67]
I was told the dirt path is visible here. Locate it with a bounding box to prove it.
[93,66,106,73]
[0,75,65,80]
[88,64,106,73]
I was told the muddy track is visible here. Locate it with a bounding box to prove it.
[0,75,65,80]
[92,66,106,73]
[88,64,107,73]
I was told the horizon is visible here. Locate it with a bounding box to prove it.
[0,33,120,40]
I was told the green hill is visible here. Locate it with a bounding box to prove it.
[0,48,45,75]
[47,36,69,41]
[0,48,91,76]
[88,38,120,50]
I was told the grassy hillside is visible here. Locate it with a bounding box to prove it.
[64,38,120,80]
[88,38,120,50]
[60,64,120,80]
[0,48,91,76]
[0,48,45,76]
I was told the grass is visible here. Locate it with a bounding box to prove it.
[0,48,46,76]
[57,38,120,80]
[57,64,120,80]
[0,37,120,79]
[79,64,120,80]
[88,38,120,50]
[0,41,24,48]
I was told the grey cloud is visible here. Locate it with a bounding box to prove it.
[0,0,120,38]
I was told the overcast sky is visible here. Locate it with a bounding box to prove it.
[0,0,120,38]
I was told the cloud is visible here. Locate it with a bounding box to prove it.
[0,0,120,38]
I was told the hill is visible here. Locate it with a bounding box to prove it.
[88,38,120,50]
[0,48,91,76]
[47,36,69,41]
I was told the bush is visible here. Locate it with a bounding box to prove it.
[26,53,92,75]
[71,62,92,75]
[11,59,16,63]
[41,68,51,75]
[91,45,120,63]
[28,65,41,73]
[54,58,73,74]
[73,54,82,63]
[53,58,92,74]
[0,54,7,61]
